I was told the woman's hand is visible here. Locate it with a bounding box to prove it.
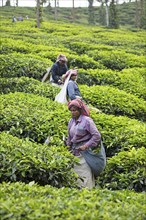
[77,145,88,151]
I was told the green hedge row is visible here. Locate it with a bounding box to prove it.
[90,111,146,156]
[0,77,59,99]
[1,76,145,125]
[0,132,77,187]
[86,50,146,70]
[1,131,145,192]
[98,147,146,192]
[1,92,145,156]
[0,92,69,143]
[78,67,146,100]
[1,38,104,70]
[1,37,72,58]
[64,41,146,70]
[1,182,145,220]
[0,54,51,80]
[80,84,146,121]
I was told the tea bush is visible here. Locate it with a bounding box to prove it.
[78,67,146,99]
[0,53,51,80]
[98,147,146,192]
[80,84,146,121]
[90,111,146,156]
[87,50,146,70]
[0,182,145,220]
[0,12,146,206]
[0,92,70,143]
[0,77,59,99]
[1,37,73,59]
[0,132,77,187]
[1,92,145,157]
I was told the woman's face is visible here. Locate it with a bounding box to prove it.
[59,60,66,66]
[70,106,81,119]
[70,75,77,81]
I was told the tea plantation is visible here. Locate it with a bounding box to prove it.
[0,7,146,220]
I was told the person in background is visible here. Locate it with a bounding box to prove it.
[51,54,68,85]
[17,16,23,21]
[63,69,82,100]
[12,16,17,22]
[66,99,101,189]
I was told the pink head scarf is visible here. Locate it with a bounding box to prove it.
[68,99,90,117]
[63,69,78,81]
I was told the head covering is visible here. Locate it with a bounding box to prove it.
[56,54,67,63]
[68,99,90,117]
[62,69,78,81]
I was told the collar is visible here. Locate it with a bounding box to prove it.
[73,114,82,125]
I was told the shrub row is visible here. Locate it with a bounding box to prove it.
[0,77,59,99]
[0,92,69,143]
[0,54,51,80]
[0,130,145,192]
[78,67,146,100]
[80,84,146,121]
[90,111,146,156]
[60,25,145,53]
[98,147,146,192]
[0,132,77,187]
[1,182,145,220]
[0,40,104,70]
[1,63,145,124]
[90,28,146,55]
[1,92,145,156]
[64,41,145,70]
[1,37,72,57]
[86,50,146,70]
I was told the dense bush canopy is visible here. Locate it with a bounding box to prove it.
[0,6,145,220]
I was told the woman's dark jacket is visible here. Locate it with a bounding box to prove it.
[51,62,68,83]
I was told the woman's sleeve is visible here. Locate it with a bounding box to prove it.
[66,120,72,146]
[67,81,76,100]
[52,64,59,82]
[85,117,101,148]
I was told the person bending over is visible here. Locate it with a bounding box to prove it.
[51,54,68,85]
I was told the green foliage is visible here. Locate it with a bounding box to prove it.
[0,54,51,80]
[0,77,59,99]
[109,0,119,29]
[94,50,146,70]
[0,7,145,202]
[1,182,145,220]
[90,111,146,156]
[0,132,77,187]
[1,2,145,29]
[0,92,70,143]
[99,147,146,192]
[5,0,11,6]
[78,67,146,99]
[80,84,146,121]
[1,92,145,158]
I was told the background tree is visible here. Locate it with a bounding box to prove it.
[54,0,58,20]
[99,2,105,25]
[105,0,109,26]
[109,0,119,28]
[71,0,75,22]
[97,0,109,27]
[140,0,146,29]
[5,0,11,6]
[88,0,95,24]
[36,0,41,28]
[135,0,146,29]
